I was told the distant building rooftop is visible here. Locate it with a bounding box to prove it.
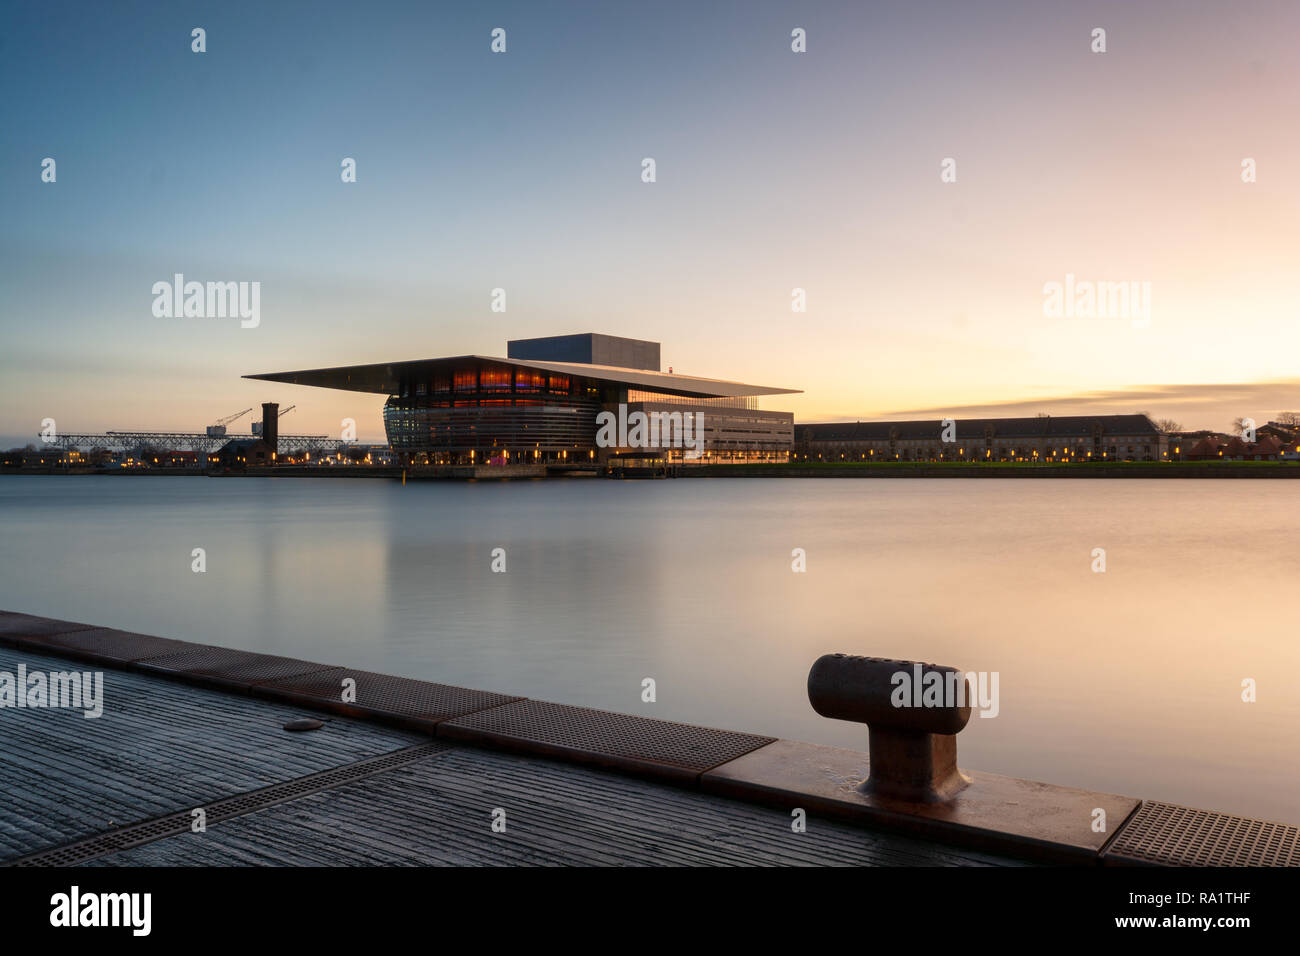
[795,414,1161,442]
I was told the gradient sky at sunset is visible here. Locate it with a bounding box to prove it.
[3,0,1298,445]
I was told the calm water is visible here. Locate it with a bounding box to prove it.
[2,475,1297,824]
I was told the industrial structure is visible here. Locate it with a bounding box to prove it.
[245,333,801,465]
[48,401,346,462]
[206,407,251,437]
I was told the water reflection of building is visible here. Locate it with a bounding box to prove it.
[246,333,800,465]
[794,414,1169,462]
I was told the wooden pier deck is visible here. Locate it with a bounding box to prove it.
[0,641,1016,867]
[1,609,1296,867]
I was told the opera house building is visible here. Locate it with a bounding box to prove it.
[246,333,800,465]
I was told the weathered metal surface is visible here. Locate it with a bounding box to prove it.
[807,654,973,802]
[9,744,450,867]
[283,718,324,732]
[701,739,1140,863]
[1103,801,1300,867]
[2,625,196,662]
[258,667,521,725]
[136,645,336,684]
[440,699,775,783]
[861,728,969,803]
[0,611,97,638]
[86,746,1028,867]
[808,654,972,733]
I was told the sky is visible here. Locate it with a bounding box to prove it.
[2,0,1299,446]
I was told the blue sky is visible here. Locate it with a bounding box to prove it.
[3,0,1298,445]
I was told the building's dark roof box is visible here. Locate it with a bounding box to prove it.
[508,333,661,372]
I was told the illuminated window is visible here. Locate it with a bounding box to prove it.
[481,368,512,392]
[515,370,545,392]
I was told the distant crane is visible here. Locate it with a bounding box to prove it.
[205,408,252,438]
[252,405,295,436]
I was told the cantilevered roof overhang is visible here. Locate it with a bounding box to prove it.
[244,355,801,400]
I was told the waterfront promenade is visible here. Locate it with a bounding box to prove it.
[1,609,1296,867]
[7,460,1300,479]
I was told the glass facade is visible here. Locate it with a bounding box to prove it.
[373,359,796,465]
[626,390,760,410]
[383,361,606,462]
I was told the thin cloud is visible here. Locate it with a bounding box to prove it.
[813,381,1300,432]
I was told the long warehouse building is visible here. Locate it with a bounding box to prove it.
[794,414,1169,462]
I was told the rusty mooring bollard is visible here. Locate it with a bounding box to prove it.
[807,654,972,803]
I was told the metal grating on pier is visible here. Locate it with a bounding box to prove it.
[137,645,338,684]
[8,742,451,867]
[0,611,97,638]
[441,699,776,779]
[1104,801,1300,867]
[8,626,196,661]
[260,667,522,722]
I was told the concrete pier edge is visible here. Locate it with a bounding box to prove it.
[1,610,1296,867]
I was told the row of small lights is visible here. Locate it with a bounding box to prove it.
[797,448,1143,462]
[796,443,1300,461]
